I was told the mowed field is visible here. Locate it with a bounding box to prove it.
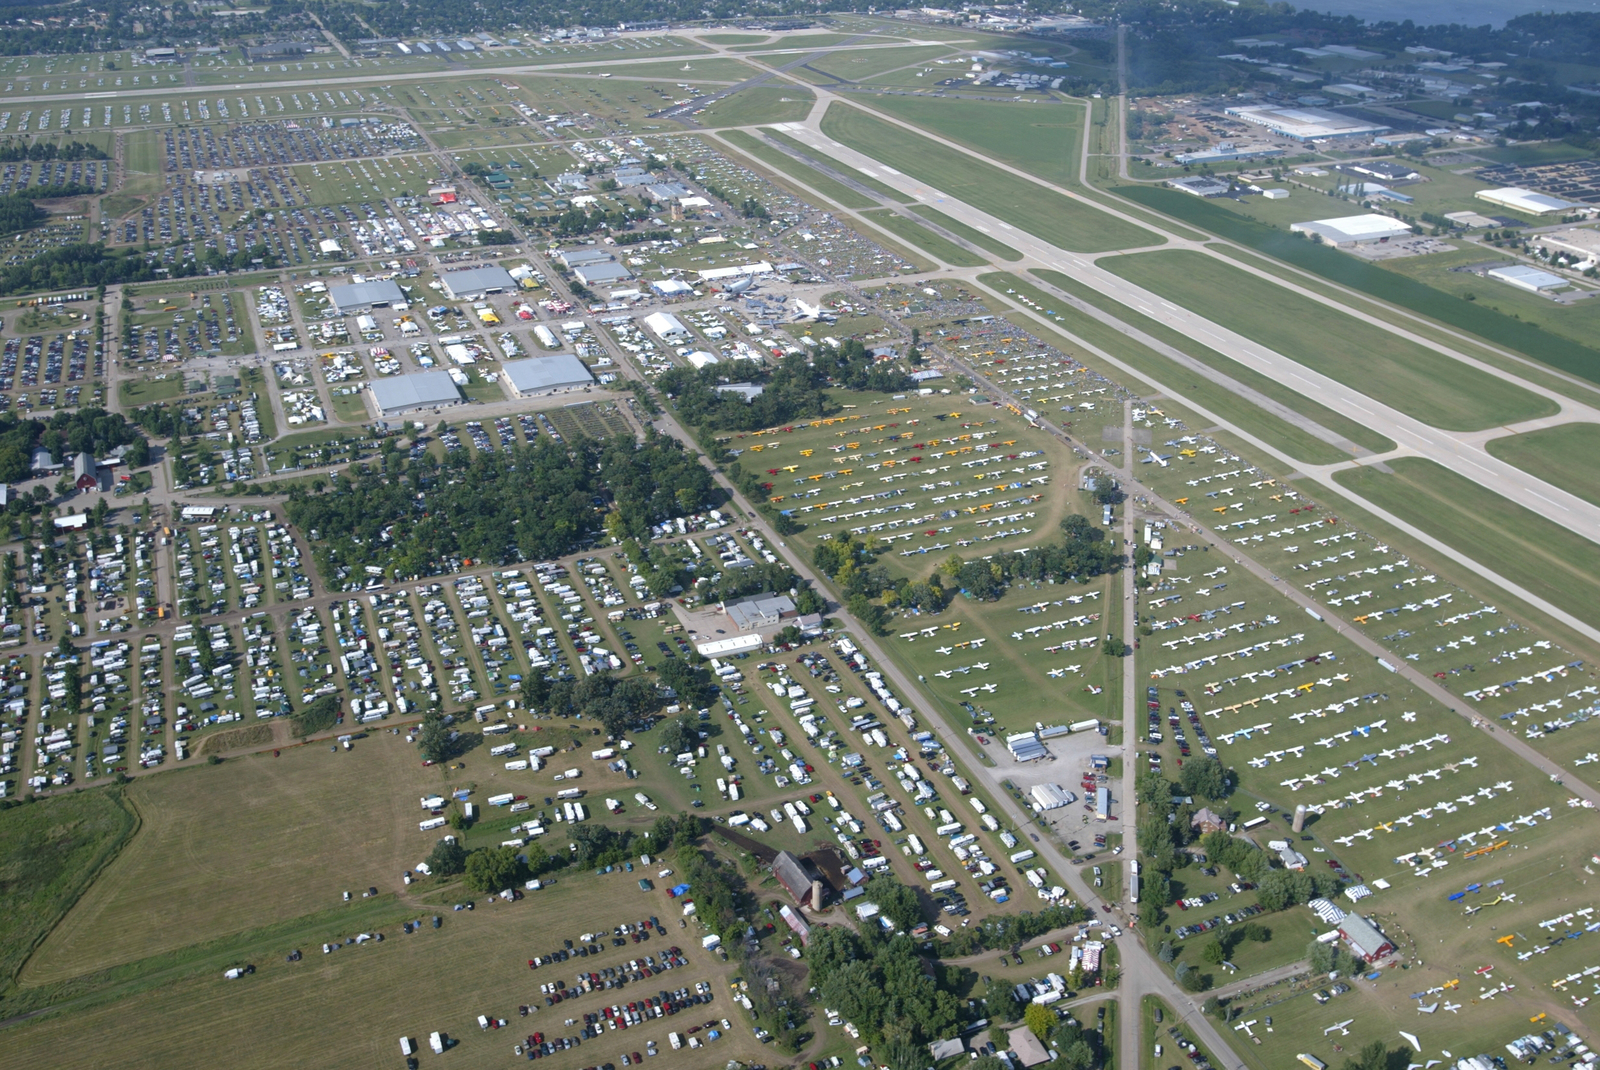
[1097,251,1556,432]
[855,94,1088,189]
[22,735,461,982]
[1332,457,1600,645]
[1484,422,1600,510]
[4,867,769,1070]
[819,103,1159,253]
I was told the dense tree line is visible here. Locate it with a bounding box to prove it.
[805,920,963,1048]
[283,431,718,580]
[0,408,146,483]
[0,141,108,163]
[0,244,157,297]
[659,354,829,433]
[0,193,44,237]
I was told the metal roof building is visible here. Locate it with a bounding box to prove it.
[724,593,796,632]
[366,370,463,415]
[772,850,817,907]
[329,278,406,313]
[1337,913,1395,962]
[573,261,632,285]
[1006,732,1048,762]
[440,265,517,299]
[501,355,594,397]
[1289,213,1413,246]
[1487,264,1567,292]
[1476,186,1584,216]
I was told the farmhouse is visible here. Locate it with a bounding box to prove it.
[771,850,820,907]
[1338,913,1395,963]
[329,279,406,314]
[366,370,463,415]
[501,355,594,397]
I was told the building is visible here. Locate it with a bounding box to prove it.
[73,452,98,491]
[1031,783,1076,810]
[1263,188,1290,200]
[777,904,811,946]
[1290,213,1413,246]
[1168,175,1232,197]
[724,593,797,632]
[643,311,690,340]
[501,355,594,397]
[929,1039,967,1061]
[1008,1026,1053,1068]
[31,447,58,475]
[557,248,613,268]
[1487,264,1566,293]
[715,383,765,402]
[440,265,517,300]
[366,370,463,415]
[1191,807,1226,834]
[329,278,406,314]
[1476,187,1585,216]
[1225,104,1390,141]
[644,182,691,203]
[1337,913,1395,962]
[1173,142,1284,165]
[1278,845,1308,870]
[651,278,694,297]
[573,261,632,286]
[243,41,314,61]
[1007,732,1048,762]
[1342,160,1421,183]
[771,850,818,907]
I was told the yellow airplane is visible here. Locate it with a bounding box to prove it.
[808,474,823,482]
[1175,497,1188,505]
[1376,821,1393,833]
[847,442,860,449]
[1497,934,1516,948]
[1213,506,1229,514]
[781,464,799,473]
[1443,979,1459,990]
[1148,408,1166,417]
[800,449,814,457]
[1179,449,1197,458]
[1297,682,1316,692]
[873,424,888,431]
[1002,439,1017,447]
[1531,1014,1547,1025]
[1269,494,1283,502]
[948,412,961,418]
[770,495,785,503]
[839,469,852,476]
[1353,615,1369,624]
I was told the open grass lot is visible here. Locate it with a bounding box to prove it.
[691,85,815,128]
[805,44,959,83]
[859,208,989,266]
[820,102,1159,253]
[731,32,905,52]
[566,57,759,82]
[1332,457,1600,640]
[1484,423,1600,509]
[760,128,912,201]
[717,129,878,209]
[854,94,1088,189]
[0,789,138,989]
[1027,268,1397,457]
[1097,250,1557,432]
[20,736,461,982]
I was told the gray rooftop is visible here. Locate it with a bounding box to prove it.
[440,265,517,298]
[502,354,594,394]
[559,248,614,267]
[367,370,463,413]
[329,278,406,311]
[574,261,633,285]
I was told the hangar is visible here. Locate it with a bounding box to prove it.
[1487,264,1566,292]
[366,370,463,415]
[501,355,595,397]
[440,265,517,299]
[329,278,406,314]
[1289,213,1413,246]
[1475,187,1586,216]
[1225,104,1390,141]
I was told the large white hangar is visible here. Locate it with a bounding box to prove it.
[440,265,517,299]
[1289,213,1413,246]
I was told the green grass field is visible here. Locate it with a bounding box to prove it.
[693,85,815,127]
[853,94,1087,189]
[1483,422,1600,509]
[0,789,138,990]
[821,103,1159,253]
[805,44,958,82]
[732,32,903,52]
[718,129,878,209]
[1333,457,1600,636]
[1097,250,1557,432]
[860,208,988,266]
[1028,268,1396,455]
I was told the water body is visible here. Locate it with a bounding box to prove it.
[1301,0,1600,28]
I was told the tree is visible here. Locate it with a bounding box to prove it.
[61,662,81,714]
[520,665,550,711]
[464,845,526,893]
[1338,1041,1391,1070]
[985,976,1020,1021]
[292,693,340,737]
[1023,1001,1055,1041]
[1307,939,1347,975]
[1157,940,1176,963]
[417,711,453,762]
[427,838,467,877]
[1202,939,1226,965]
[1178,756,1230,801]
[661,712,700,755]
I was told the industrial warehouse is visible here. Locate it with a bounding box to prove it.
[501,355,595,397]
[366,369,463,415]
[439,265,518,300]
[328,278,407,314]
